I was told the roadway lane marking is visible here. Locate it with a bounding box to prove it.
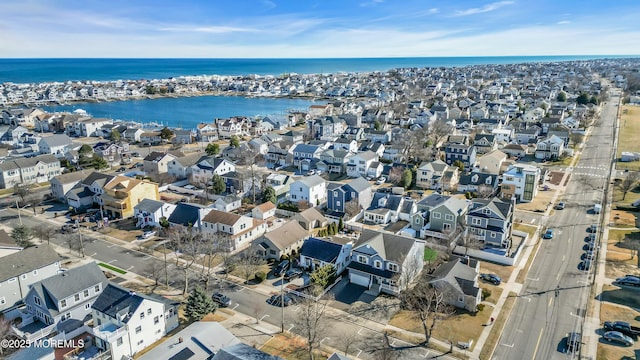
[288,324,295,332]
[421,351,431,357]
[557,272,561,280]
[530,219,535,224]
[526,277,539,281]
[108,260,118,264]
[320,337,330,345]
[570,312,581,318]
[562,255,565,261]
[89,252,97,257]
[531,328,544,360]
[390,339,396,346]
[355,349,362,359]
[501,343,514,348]
[357,327,366,335]
[521,296,532,302]
[293,306,301,312]
[236,287,245,292]
[548,297,553,307]
[232,304,239,311]
[127,266,134,271]
[259,314,270,322]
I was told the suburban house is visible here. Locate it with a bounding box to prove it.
[251,201,277,220]
[0,154,61,189]
[475,149,507,175]
[23,262,108,332]
[65,172,114,211]
[253,220,309,261]
[66,117,113,137]
[471,133,497,155]
[38,134,73,156]
[265,173,295,202]
[140,131,162,145]
[317,148,352,175]
[428,256,481,312]
[101,176,159,219]
[500,164,541,203]
[93,142,130,165]
[265,144,291,169]
[91,284,180,360]
[167,153,202,180]
[142,152,176,175]
[535,135,565,160]
[416,160,459,190]
[0,245,62,313]
[413,194,470,239]
[190,157,236,187]
[445,142,477,171]
[346,150,379,178]
[134,199,177,228]
[299,237,353,275]
[363,193,416,225]
[326,177,372,218]
[501,143,528,159]
[212,194,242,212]
[197,122,219,143]
[167,203,212,228]
[172,129,195,144]
[291,143,322,171]
[347,229,425,295]
[216,117,247,139]
[50,170,90,201]
[292,207,329,232]
[201,209,267,252]
[212,343,284,360]
[332,138,358,153]
[457,172,500,195]
[466,197,514,248]
[288,175,327,206]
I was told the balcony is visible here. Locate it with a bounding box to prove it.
[93,323,127,343]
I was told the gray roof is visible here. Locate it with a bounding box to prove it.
[80,171,114,187]
[295,174,325,188]
[92,283,176,323]
[345,177,371,193]
[212,343,283,360]
[262,220,308,251]
[353,229,416,263]
[51,170,90,185]
[468,197,512,219]
[429,257,479,297]
[0,154,59,172]
[41,134,72,147]
[134,198,165,213]
[0,245,62,282]
[292,143,320,154]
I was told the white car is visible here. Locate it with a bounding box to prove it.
[376,177,386,185]
[141,231,156,239]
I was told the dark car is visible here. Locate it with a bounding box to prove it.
[586,233,596,242]
[480,273,502,285]
[578,260,592,271]
[584,242,595,251]
[543,229,554,239]
[284,268,303,281]
[211,293,231,307]
[602,331,634,346]
[581,251,595,260]
[555,202,565,210]
[116,166,126,172]
[267,294,294,307]
[588,224,598,233]
[616,275,640,287]
[566,332,582,353]
[273,260,290,277]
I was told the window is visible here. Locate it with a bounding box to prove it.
[0,297,5,305]
[433,212,441,219]
[471,218,482,226]
[32,270,38,276]
[140,312,145,319]
[135,326,142,334]
[116,337,123,346]
[8,278,16,283]
[74,293,80,302]
[336,201,341,207]
[483,209,491,215]
[357,255,367,264]
[85,303,91,310]
[388,263,399,272]
[444,214,453,221]
[154,316,159,325]
[21,274,27,280]
[94,285,101,293]
[147,308,152,315]
[374,260,382,269]
[84,290,89,298]
[60,299,67,308]
[137,339,144,345]
[491,232,496,238]
[443,223,451,231]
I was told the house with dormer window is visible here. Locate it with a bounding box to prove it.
[347,229,425,296]
[317,148,352,175]
[190,157,236,186]
[472,133,497,155]
[201,209,267,252]
[412,194,469,239]
[23,263,107,336]
[444,143,476,171]
[416,160,459,190]
[326,177,372,218]
[466,197,514,248]
[292,144,322,171]
[457,172,499,194]
[535,135,565,160]
[346,151,378,178]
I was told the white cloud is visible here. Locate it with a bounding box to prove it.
[454,1,514,17]
[261,0,276,9]
[360,0,384,7]
[428,8,439,14]
[557,20,571,25]
[158,25,257,33]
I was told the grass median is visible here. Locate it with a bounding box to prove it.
[98,262,127,274]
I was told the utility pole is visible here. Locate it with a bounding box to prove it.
[76,219,85,258]
[281,275,285,333]
[163,243,169,288]
[15,199,22,226]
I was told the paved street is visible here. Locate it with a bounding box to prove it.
[493,93,619,359]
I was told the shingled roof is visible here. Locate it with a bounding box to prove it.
[0,245,62,282]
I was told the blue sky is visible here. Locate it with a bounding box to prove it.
[1,0,639,57]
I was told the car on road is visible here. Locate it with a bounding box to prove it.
[602,331,634,346]
[616,275,640,287]
[283,268,303,281]
[566,332,582,353]
[584,242,595,251]
[586,233,596,242]
[479,273,502,285]
[581,251,595,260]
[267,294,294,307]
[61,224,79,233]
[588,224,598,233]
[543,229,554,239]
[131,152,140,157]
[555,202,565,210]
[273,260,290,277]
[578,260,592,271]
[116,167,126,172]
[139,230,156,239]
[211,293,231,307]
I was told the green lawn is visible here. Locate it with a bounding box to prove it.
[424,247,438,262]
[617,105,640,171]
[98,262,127,274]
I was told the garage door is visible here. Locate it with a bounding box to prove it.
[349,271,370,288]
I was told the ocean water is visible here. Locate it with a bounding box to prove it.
[42,96,316,129]
[0,56,627,84]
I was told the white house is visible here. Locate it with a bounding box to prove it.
[500,164,541,203]
[299,237,352,275]
[289,175,327,206]
[201,209,267,252]
[38,134,72,156]
[535,135,565,160]
[134,199,177,228]
[190,157,236,187]
[0,154,61,189]
[92,284,180,360]
[346,151,378,178]
[252,201,277,220]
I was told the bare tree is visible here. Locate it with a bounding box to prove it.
[388,166,404,185]
[12,183,31,205]
[395,253,422,293]
[238,148,265,204]
[167,225,202,295]
[236,250,264,284]
[344,199,362,219]
[363,332,399,360]
[476,185,495,199]
[294,290,334,360]
[144,260,165,291]
[33,224,57,245]
[399,282,455,346]
[457,227,484,258]
[153,173,176,187]
[25,196,43,215]
[336,329,358,357]
[569,133,584,148]
[428,121,455,158]
[199,233,222,290]
[618,172,640,200]
[0,316,17,357]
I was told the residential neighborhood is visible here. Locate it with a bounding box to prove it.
[0,57,637,360]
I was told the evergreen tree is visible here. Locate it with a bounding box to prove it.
[262,186,277,204]
[401,169,413,189]
[310,264,337,290]
[211,174,226,194]
[338,217,344,231]
[230,135,240,148]
[160,127,174,141]
[109,129,121,142]
[185,286,217,322]
[205,143,220,156]
[11,225,34,248]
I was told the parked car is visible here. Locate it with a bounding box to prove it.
[588,224,598,233]
[284,268,303,281]
[376,177,386,185]
[273,260,290,277]
[131,152,140,157]
[211,293,231,307]
[578,260,592,271]
[581,251,595,260]
[566,332,582,353]
[117,167,126,172]
[139,230,156,239]
[555,202,565,210]
[586,233,597,242]
[543,229,554,239]
[602,331,634,346]
[61,224,79,233]
[479,273,502,285]
[584,242,595,251]
[267,294,294,307]
[616,275,640,287]
[603,321,640,337]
